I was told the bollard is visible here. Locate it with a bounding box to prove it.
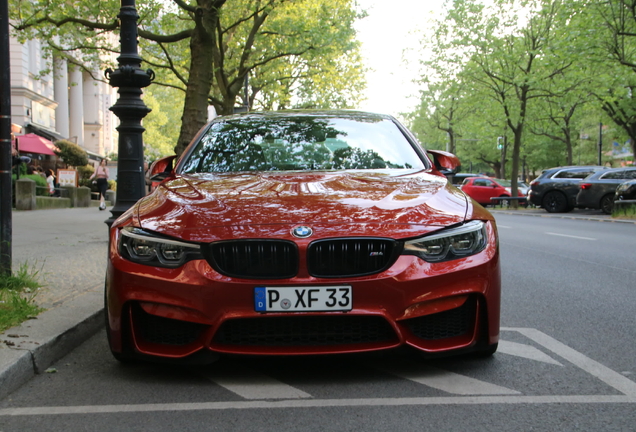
[15,178,36,210]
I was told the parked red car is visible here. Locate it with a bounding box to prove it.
[461,177,527,206]
[106,110,501,364]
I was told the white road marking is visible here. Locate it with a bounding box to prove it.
[497,225,511,228]
[498,340,563,366]
[504,327,636,396]
[384,364,519,395]
[202,368,311,400]
[545,232,596,241]
[1,395,635,416]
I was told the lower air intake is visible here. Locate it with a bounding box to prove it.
[133,304,206,346]
[403,296,477,340]
[214,315,396,346]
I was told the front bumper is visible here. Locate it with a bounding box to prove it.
[106,224,501,359]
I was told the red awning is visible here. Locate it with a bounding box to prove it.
[14,133,58,156]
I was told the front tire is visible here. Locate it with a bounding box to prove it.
[542,191,570,213]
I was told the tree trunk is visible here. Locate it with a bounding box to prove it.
[174,1,225,156]
[510,127,523,209]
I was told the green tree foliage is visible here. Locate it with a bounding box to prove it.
[410,79,476,155]
[142,86,183,160]
[11,0,366,156]
[568,0,636,159]
[54,139,89,167]
[412,0,635,186]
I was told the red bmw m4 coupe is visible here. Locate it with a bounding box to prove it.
[105,110,500,363]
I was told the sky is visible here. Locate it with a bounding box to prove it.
[353,0,447,119]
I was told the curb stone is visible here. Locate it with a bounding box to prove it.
[0,290,104,401]
[490,209,636,224]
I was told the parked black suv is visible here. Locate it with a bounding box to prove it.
[576,167,636,214]
[615,179,636,201]
[529,166,607,213]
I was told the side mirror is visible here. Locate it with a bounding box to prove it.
[427,149,461,176]
[149,155,177,182]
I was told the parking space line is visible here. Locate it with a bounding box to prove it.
[504,327,636,396]
[201,369,312,400]
[383,364,520,395]
[1,395,635,416]
[498,340,563,366]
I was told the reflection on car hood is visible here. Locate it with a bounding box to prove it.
[134,171,469,241]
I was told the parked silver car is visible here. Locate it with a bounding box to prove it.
[576,167,636,214]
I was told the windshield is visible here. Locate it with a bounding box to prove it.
[179,115,426,174]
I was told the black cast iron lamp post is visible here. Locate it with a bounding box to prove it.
[105,0,154,227]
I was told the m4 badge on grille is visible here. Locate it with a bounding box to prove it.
[292,226,313,238]
[369,251,384,256]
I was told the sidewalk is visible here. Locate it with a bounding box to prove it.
[1,207,110,400]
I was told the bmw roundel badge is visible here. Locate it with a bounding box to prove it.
[292,226,313,238]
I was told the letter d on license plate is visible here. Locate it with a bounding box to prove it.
[254,286,352,312]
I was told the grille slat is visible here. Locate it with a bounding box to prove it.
[308,238,398,277]
[202,240,299,279]
[202,238,399,279]
[213,315,396,346]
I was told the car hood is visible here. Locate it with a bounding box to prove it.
[133,170,470,242]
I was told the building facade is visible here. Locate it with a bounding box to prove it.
[10,35,119,162]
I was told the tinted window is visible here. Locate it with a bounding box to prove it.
[625,169,636,179]
[180,116,426,174]
[600,171,626,180]
[554,170,593,179]
[474,179,492,187]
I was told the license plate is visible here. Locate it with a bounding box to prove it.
[254,286,352,312]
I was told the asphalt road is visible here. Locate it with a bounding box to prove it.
[1,212,635,431]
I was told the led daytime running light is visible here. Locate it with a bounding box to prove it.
[119,227,201,268]
[403,221,487,263]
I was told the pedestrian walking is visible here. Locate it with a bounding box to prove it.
[89,159,110,210]
[45,169,57,196]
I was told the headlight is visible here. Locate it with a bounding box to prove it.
[402,220,487,263]
[118,227,203,268]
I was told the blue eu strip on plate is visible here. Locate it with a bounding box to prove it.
[254,286,267,311]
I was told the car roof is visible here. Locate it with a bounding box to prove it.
[217,109,395,122]
[585,166,636,179]
[467,176,500,183]
[544,165,604,172]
